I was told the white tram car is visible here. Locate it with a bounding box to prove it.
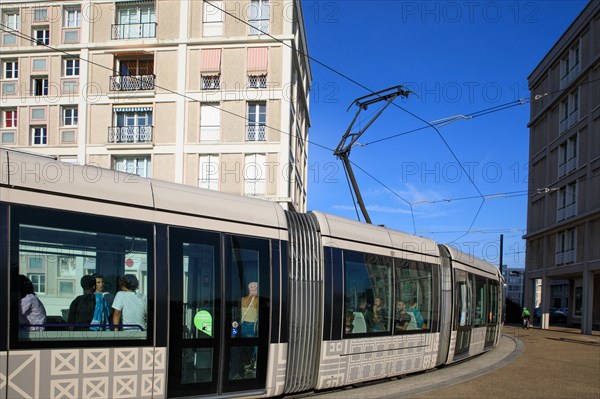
[0,148,503,398]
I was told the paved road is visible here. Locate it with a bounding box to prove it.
[305,326,600,399]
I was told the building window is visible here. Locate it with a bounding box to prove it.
[3,61,18,79]
[30,107,46,122]
[555,229,576,265]
[33,8,48,22]
[244,153,266,196]
[559,89,579,133]
[32,77,48,96]
[62,107,78,126]
[558,134,578,177]
[114,156,151,178]
[199,154,219,190]
[61,130,76,144]
[3,109,17,128]
[560,41,581,89]
[113,3,156,39]
[28,273,46,294]
[247,47,268,88]
[247,102,266,141]
[31,126,47,145]
[32,58,48,72]
[1,132,15,144]
[64,59,80,76]
[248,0,269,35]
[34,27,50,45]
[200,48,222,91]
[200,103,220,142]
[64,6,81,27]
[108,107,153,143]
[2,10,19,45]
[203,1,223,37]
[3,10,19,29]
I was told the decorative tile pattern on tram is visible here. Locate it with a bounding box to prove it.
[316,334,439,390]
[3,347,166,399]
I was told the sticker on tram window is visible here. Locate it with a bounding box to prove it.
[194,310,213,337]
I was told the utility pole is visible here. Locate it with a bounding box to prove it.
[334,85,411,224]
[499,234,504,275]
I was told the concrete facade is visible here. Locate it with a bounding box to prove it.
[524,0,600,333]
[0,0,312,212]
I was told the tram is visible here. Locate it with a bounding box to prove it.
[0,148,503,398]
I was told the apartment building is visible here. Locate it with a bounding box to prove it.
[524,0,599,333]
[0,0,312,212]
[502,268,525,307]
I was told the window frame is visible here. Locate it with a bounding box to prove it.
[34,27,50,45]
[64,58,80,77]
[31,126,47,145]
[62,106,78,127]
[9,205,155,349]
[3,109,18,128]
[3,60,18,79]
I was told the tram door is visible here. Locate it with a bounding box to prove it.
[453,270,472,358]
[167,228,270,398]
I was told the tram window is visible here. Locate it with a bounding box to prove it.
[474,277,487,327]
[489,281,499,323]
[343,251,393,335]
[15,219,150,343]
[394,260,433,333]
[454,270,472,327]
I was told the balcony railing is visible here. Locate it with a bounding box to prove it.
[200,125,220,142]
[559,62,581,89]
[559,117,568,134]
[565,203,577,219]
[567,109,579,128]
[564,249,575,264]
[201,75,221,90]
[247,75,267,88]
[246,125,266,141]
[248,19,269,35]
[557,207,565,222]
[111,22,156,40]
[203,21,223,37]
[567,156,577,173]
[110,74,155,91]
[244,179,265,196]
[555,252,564,265]
[108,126,153,143]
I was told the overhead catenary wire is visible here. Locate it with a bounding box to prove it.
[203,0,485,238]
[0,22,335,155]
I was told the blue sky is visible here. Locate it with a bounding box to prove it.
[302,0,588,268]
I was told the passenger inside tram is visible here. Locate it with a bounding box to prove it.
[395,300,417,332]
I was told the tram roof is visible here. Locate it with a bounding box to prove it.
[0,148,285,230]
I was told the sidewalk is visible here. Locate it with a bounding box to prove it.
[310,326,600,399]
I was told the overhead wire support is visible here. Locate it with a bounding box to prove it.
[333,85,411,224]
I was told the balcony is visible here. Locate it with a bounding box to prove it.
[108,126,153,143]
[246,125,266,141]
[567,109,579,128]
[555,252,564,265]
[110,75,155,91]
[111,22,156,40]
